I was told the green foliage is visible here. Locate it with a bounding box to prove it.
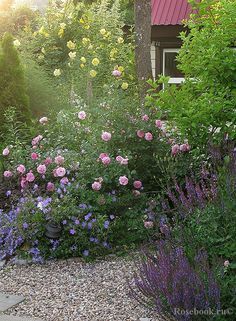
[0,33,31,127]
[147,0,236,156]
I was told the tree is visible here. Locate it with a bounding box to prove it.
[134,0,152,105]
[0,33,30,124]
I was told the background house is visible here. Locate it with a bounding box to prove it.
[151,0,193,83]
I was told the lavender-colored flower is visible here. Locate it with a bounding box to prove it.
[104,220,110,229]
[62,220,67,225]
[84,212,92,221]
[22,222,28,229]
[83,249,89,256]
[69,229,76,235]
[6,190,11,197]
[75,219,80,225]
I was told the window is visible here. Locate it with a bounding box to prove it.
[163,49,185,85]
[151,42,156,79]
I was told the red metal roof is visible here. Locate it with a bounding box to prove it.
[152,0,192,26]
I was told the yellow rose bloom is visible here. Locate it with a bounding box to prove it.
[58,28,64,38]
[82,38,90,46]
[92,58,100,66]
[118,66,124,72]
[53,69,61,77]
[80,64,85,68]
[80,57,86,63]
[60,23,66,29]
[117,37,124,44]
[100,28,106,35]
[90,70,97,78]
[121,82,128,90]
[68,51,76,59]
[67,40,76,50]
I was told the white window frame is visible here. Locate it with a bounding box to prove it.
[163,48,185,85]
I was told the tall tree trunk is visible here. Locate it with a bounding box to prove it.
[134,0,153,107]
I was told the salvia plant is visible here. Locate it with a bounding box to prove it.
[130,240,221,321]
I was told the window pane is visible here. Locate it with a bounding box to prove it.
[164,52,183,77]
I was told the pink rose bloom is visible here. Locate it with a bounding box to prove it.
[20,177,28,188]
[46,182,55,192]
[101,131,112,142]
[3,170,13,178]
[171,144,180,156]
[55,167,66,177]
[155,119,163,128]
[37,164,47,175]
[26,172,35,182]
[137,130,145,138]
[133,180,142,189]
[39,117,48,125]
[102,156,111,165]
[2,147,10,156]
[112,69,122,77]
[31,152,39,160]
[142,114,149,121]
[180,143,190,152]
[60,177,69,185]
[54,155,65,165]
[31,135,43,146]
[78,111,87,120]
[145,132,153,141]
[92,181,102,191]
[144,221,154,229]
[99,153,108,160]
[119,175,129,186]
[17,164,26,174]
[32,145,37,150]
[224,260,230,267]
[44,157,53,165]
[53,168,58,177]
[116,156,123,163]
[121,158,129,165]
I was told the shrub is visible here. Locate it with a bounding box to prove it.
[0,33,31,127]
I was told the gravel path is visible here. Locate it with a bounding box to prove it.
[0,256,159,321]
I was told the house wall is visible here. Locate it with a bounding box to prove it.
[151,25,188,77]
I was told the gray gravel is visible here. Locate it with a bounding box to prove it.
[0,256,160,321]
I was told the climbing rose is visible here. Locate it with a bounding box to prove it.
[17,164,26,174]
[112,69,122,77]
[31,135,43,146]
[99,153,108,160]
[133,180,142,189]
[102,156,111,165]
[46,182,55,192]
[144,221,154,229]
[155,119,163,128]
[54,155,64,165]
[101,131,111,142]
[145,132,153,141]
[53,69,61,77]
[116,156,123,163]
[44,157,53,165]
[31,153,39,160]
[142,114,149,121]
[39,117,48,125]
[121,158,128,165]
[78,111,86,120]
[60,177,69,185]
[119,176,129,186]
[3,170,13,178]
[55,167,66,177]
[92,181,102,191]
[180,143,190,152]
[2,147,10,156]
[37,164,47,175]
[137,130,145,138]
[172,144,180,156]
[26,172,35,182]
